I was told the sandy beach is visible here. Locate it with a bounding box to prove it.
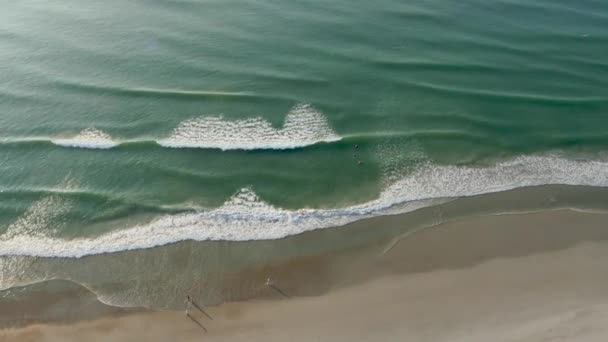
[3,208,608,341]
[3,0,608,339]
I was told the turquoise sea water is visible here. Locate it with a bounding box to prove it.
[1,0,608,307]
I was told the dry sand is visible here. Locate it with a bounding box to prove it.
[3,209,608,341]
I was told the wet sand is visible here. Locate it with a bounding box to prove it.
[3,208,608,341]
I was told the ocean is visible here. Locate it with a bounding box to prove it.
[1,0,608,314]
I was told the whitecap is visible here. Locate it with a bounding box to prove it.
[52,128,119,149]
[1,155,608,258]
[158,104,342,150]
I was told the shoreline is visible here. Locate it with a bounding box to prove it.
[3,208,608,341]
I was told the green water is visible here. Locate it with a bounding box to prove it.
[0,0,608,289]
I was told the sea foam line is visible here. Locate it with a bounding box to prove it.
[157,104,341,150]
[1,155,607,258]
[46,104,340,150]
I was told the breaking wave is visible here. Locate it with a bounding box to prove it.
[38,105,340,151]
[1,155,608,258]
[52,128,119,149]
[157,104,341,150]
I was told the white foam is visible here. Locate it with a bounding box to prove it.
[1,155,608,258]
[157,104,342,150]
[52,128,119,149]
[1,196,69,240]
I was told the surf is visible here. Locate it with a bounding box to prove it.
[157,104,342,150]
[1,155,608,258]
[51,128,119,150]
[23,104,341,151]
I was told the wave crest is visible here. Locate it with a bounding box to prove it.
[52,128,119,149]
[157,104,341,150]
[1,155,608,258]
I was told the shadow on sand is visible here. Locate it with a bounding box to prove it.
[187,313,208,333]
[192,301,213,320]
[269,284,290,298]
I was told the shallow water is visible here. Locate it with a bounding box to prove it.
[2,185,608,312]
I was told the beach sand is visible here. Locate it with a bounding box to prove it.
[3,209,608,341]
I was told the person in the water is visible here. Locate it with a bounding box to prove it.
[354,144,363,165]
